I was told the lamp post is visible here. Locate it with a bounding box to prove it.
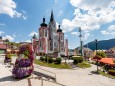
[79,27,84,57]
[95,39,99,73]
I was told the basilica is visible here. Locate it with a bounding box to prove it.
[32,11,68,57]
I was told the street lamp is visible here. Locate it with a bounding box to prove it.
[79,27,84,57]
[95,39,99,73]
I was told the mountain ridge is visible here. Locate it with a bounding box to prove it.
[84,38,115,50]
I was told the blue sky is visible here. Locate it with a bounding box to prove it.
[0,0,115,49]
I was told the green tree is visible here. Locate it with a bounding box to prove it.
[96,51,106,57]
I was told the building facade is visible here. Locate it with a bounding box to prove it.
[0,37,6,55]
[32,11,68,57]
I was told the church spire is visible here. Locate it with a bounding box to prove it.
[40,16,47,27]
[50,10,54,22]
[43,16,45,23]
[57,23,62,32]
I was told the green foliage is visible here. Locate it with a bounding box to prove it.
[73,58,79,64]
[73,57,84,64]
[77,61,91,68]
[44,57,48,62]
[7,54,12,59]
[113,60,115,63]
[108,70,115,76]
[93,55,102,60]
[48,57,53,63]
[23,50,29,57]
[34,60,71,69]
[99,70,115,79]
[55,58,62,64]
[40,56,45,61]
[78,57,84,63]
[96,51,106,57]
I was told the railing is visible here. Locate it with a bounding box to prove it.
[35,66,57,82]
[27,76,65,86]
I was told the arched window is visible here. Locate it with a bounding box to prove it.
[54,42,56,47]
[39,41,41,47]
[45,30,47,37]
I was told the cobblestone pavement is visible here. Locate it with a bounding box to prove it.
[0,56,115,86]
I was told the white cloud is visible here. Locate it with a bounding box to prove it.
[101,31,110,35]
[0,23,6,26]
[54,0,58,3]
[0,31,5,35]
[108,25,115,31]
[62,19,76,32]
[0,0,26,19]
[83,33,90,40]
[62,0,115,33]
[56,22,59,29]
[70,0,113,9]
[12,34,16,37]
[3,35,14,41]
[25,40,31,43]
[29,31,38,37]
[71,32,78,36]
[65,34,68,37]
[16,41,19,43]
[101,25,115,35]
[58,11,63,16]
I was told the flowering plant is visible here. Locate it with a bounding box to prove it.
[19,44,34,60]
[12,44,34,78]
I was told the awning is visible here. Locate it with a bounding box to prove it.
[99,58,115,65]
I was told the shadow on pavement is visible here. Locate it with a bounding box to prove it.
[0,75,18,82]
[90,71,99,75]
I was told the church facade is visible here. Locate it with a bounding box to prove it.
[32,11,68,57]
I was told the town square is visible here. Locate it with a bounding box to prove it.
[0,0,115,86]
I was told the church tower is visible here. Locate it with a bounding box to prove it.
[49,11,58,54]
[57,24,64,57]
[38,17,49,55]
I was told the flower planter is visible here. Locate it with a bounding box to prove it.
[12,44,34,79]
[12,64,34,78]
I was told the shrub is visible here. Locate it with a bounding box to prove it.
[73,57,79,64]
[44,57,48,62]
[40,56,44,61]
[93,55,102,60]
[7,54,12,59]
[113,60,115,63]
[78,57,84,63]
[73,57,84,64]
[48,57,53,63]
[55,58,62,64]
[108,70,115,76]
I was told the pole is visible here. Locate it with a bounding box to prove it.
[95,39,98,73]
[79,27,83,57]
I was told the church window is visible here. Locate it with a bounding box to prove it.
[60,34,62,40]
[40,41,41,47]
[50,42,52,50]
[40,33,41,37]
[54,42,56,47]
[45,30,47,37]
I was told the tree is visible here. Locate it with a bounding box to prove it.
[96,51,106,57]
[93,55,102,60]
[4,39,9,42]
